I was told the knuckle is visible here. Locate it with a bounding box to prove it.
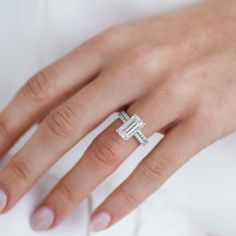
[124,47,156,72]
[140,159,168,184]
[119,187,138,208]
[161,71,192,103]
[8,159,31,182]
[167,68,194,90]
[90,132,123,168]
[115,47,162,85]
[169,67,189,81]
[22,71,51,103]
[100,25,127,43]
[158,84,180,106]
[56,183,77,204]
[96,25,133,54]
[45,104,79,140]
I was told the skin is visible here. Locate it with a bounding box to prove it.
[0,0,236,232]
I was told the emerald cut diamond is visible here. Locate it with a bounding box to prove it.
[116,112,148,146]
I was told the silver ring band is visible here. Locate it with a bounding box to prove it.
[116,111,149,146]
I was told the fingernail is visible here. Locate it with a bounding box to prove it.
[90,211,111,232]
[30,206,55,231]
[0,188,7,212]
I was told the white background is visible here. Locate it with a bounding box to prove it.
[0,1,236,235]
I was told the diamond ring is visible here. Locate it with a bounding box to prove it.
[116,111,149,146]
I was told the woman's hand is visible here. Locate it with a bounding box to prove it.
[0,0,236,232]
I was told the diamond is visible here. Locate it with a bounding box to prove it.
[116,114,145,141]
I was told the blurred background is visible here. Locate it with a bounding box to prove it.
[0,1,236,235]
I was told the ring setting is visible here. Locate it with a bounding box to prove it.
[116,111,149,146]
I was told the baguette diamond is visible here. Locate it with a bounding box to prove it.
[116,111,149,146]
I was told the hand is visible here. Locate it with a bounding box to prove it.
[0,0,236,232]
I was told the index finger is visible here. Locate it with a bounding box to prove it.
[0,40,102,157]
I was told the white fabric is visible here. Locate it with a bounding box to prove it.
[0,1,236,235]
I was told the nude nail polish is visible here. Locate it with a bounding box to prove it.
[0,188,7,212]
[90,211,111,232]
[30,206,55,231]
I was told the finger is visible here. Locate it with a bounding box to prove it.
[31,81,188,231]
[90,120,206,232]
[0,39,102,157]
[0,54,157,221]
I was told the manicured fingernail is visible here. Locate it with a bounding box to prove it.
[90,211,111,232]
[30,206,55,231]
[0,188,7,212]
